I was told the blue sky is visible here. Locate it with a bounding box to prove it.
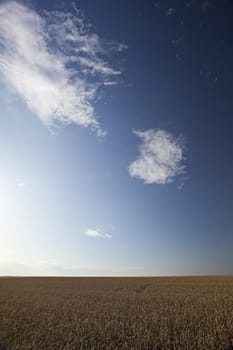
[0,0,233,276]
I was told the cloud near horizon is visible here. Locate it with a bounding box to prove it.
[0,257,111,276]
[83,228,112,239]
[0,1,125,136]
[0,257,146,276]
[129,129,186,184]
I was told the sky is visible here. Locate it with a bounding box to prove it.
[0,0,233,276]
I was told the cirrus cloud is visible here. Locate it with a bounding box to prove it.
[0,1,125,136]
[129,129,186,185]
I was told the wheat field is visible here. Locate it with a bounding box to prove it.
[0,276,233,349]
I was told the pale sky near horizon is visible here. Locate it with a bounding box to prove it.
[0,0,233,276]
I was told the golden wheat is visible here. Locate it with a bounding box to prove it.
[0,277,233,349]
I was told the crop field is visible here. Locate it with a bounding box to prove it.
[0,277,233,349]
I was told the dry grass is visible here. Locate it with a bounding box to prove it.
[0,276,233,349]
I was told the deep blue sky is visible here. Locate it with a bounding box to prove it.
[0,0,233,275]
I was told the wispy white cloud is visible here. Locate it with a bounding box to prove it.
[77,56,121,76]
[0,257,109,276]
[103,81,118,87]
[113,43,128,52]
[83,228,112,239]
[166,7,176,16]
[16,181,29,188]
[0,257,146,276]
[0,1,125,135]
[129,129,186,185]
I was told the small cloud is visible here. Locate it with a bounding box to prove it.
[103,81,118,86]
[83,228,112,239]
[175,52,182,61]
[129,129,186,185]
[113,43,128,52]
[202,1,212,12]
[172,37,183,47]
[16,182,27,188]
[200,69,220,84]
[166,8,176,16]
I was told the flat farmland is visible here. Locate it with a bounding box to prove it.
[0,277,233,349]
